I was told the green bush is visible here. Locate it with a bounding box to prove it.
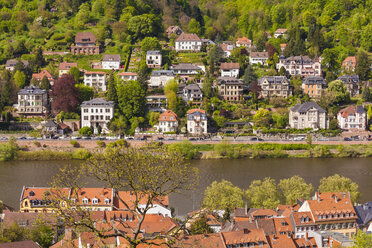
[16,150,72,161]
[168,141,199,159]
[33,141,41,147]
[70,140,80,148]
[252,143,309,151]
[311,145,332,158]
[72,149,91,160]
[96,140,106,148]
[0,137,19,161]
[106,139,129,149]
[79,127,94,136]
[214,142,244,159]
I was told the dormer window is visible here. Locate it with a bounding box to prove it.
[92,198,98,204]
[104,198,110,205]
[29,191,35,197]
[71,198,76,204]
[82,198,89,204]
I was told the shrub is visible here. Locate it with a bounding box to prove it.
[79,127,94,136]
[70,140,80,148]
[33,141,41,147]
[72,149,91,160]
[96,140,106,148]
[168,141,199,159]
[311,145,332,158]
[106,139,129,149]
[214,143,244,159]
[0,137,19,161]
[16,150,72,160]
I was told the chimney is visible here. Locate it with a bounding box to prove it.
[343,192,346,198]
[243,228,249,234]
[334,195,338,203]
[245,203,248,215]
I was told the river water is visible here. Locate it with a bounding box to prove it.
[1,158,372,216]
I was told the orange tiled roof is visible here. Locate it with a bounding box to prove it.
[342,56,357,67]
[339,105,357,118]
[70,188,113,206]
[159,110,178,122]
[84,71,106,75]
[176,33,201,42]
[59,61,77,70]
[275,29,288,33]
[237,36,251,45]
[222,229,269,246]
[251,209,278,218]
[221,62,239,70]
[273,217,294,234]
[118,72,138,76]
[179,233,225,247]
[32,70,55,81]
[267,234,297,248]
[114,191,169,210]
[21,186,71,201]
[187,109,206,114]
[291,211,315,226]
[294,237,318,248]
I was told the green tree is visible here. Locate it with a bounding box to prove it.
[329,119,339,130]
[322,48,340,77]
[368,105,372,123]
[106,75,118,104]
[353,230,372,248]
[0,71,16,108]
[243,65,257,86]
[68,67,81,83]
[209,45,224,64]
[140,37,161,53]
[203,180,245,212]
[318,174,361,203]
[253,109,272,127]
[79,126,94,136]
[13,70,26,88]
[75,3,91,29]
[188,18,201,35]
[189,215,213,235]
[117,80,146,121]
[75,84,94,102]
[246,178,282,209]
[30,223,55,248]
[127,14,162,40]
[278,176,314,204]
[108,116,128,135]
[1,223,29,242]
[362,87,371,101]
[148,111,160,127]
[40,76,50,91]
[356,49,371,81]
[327,80,350,104]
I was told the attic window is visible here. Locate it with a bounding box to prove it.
[82,198,89,204]
[29,191,35,197]
[92,198,98,204]
[104,198,110,204]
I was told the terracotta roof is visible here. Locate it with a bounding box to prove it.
[57,122,69,130]
[21,186,71,202]
[2,212,57,228]
[250,52,269,58]
[237,36,251,45]
[32,70,55,81]
[84,71,106,75]
[222,229,270,247]
[222,219,276,236]
[280,43,287,48]
[273,217,294,234]
[114,191,169,210]
[338,105,365,118]
[220,62,239,70]
[5,59,28,68]
[291,211,315,226]
[70,188,113,206]
[251,209,278,218]
[275,29,288,33]
[234,207,259,218]
[0,241,41,248]
[118,72,138,76]
[75,32,96,43]
[59,61,77,70]
[178,233,225,247]
[220,43,233,52]
[187,108,206,114]
[176,33,201,42]
[267,234,297,248]
[294,237,318,248]
[342,56,357,66]
[159,110,178,122]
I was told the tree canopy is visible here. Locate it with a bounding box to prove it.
[318,174,361,203]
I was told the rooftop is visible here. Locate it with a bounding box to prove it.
[75,32,96,43]
[176,33,201,42]
[81,98,114,107]
[290,102,326,113]
[18,86,46,95]
[102,54,121,62]
[220,62,240,70]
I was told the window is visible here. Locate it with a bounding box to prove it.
[104,198,110,204]
[82,198,88,204]
[92,198,98,204]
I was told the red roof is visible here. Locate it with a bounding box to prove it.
[237,36,251,45]
[59,61,78,70]
[221,62,239,70]
[118,72,138,76]
[114,191,169,210]
[176,33,201,42]
[159,110,178,122]
[187,109,206,114]
[267,234,297,248]
[21,186,70,201]
[32,70,55,81]
[84,71,106,75]
[222,229,270,247]
[70,188,113,206]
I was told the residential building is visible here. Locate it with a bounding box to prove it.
[220,63,239,78]
[217,77,244,101]
[298,192,358,237]
[69,188,114,211]
[58,61,77,77]
[5,59,28,71]
[81,98,114,134]
[265,31,272,39]
[337,75,360,97]
[290,211,317,238]
[146,50,162,68]
[149,70,174,88]
[0,241,42,248]
[44,120,58,133]
[71,32,99,55]
[220,42,234,58]
[267,234,297,248]
[258,76,292,98]
[182,84,203,102]
[280,43,287,52]
[354,202,372,232]
[117,72,138,81]
[249,52,269,65]
[337,105,366,130]
[236,36,252,48]
[175,33,202,52]
[84,71,107,91]
[273,217,294,236]
[102,54,121,70]
[277,55,322,77]
[157,110,178,133]
[342,56,357,73]
[302,76,327,98]
[172,63,202,81]
[289,102,328,129]
[146,95,167,112]
[222,229,270,248]
[308,230,353,247]
[274,29,288,38]
[17,86,48,117]
[166,25,183,37]
[187,109,207,135]
[32,70,56,85]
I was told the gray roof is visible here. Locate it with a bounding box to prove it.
[302,76,326,85]
[356,105,366,114]
[280,55,315,64]
[290,102,326,113]
[147,50,161,55]
[355,202,372,225]
[218,77,244,85]
[81,98,114,107]
[172,63,201,70]
[6,59,28,67]
[184,83,202,91]
[18,86,46,95]
[151,70,174,77]
[44,120,57,128]
[258,76,288,84]
[102,54,121,62]
[337,75,359,84]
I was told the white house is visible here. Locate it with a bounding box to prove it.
[220,42,234,58]
[84,71,107,91]
[277,55,322,77]
[187,109,207,135]
[337,105,366,130]
[220,63,239,78]
[274,29,288,38]
[117,72,138,81]
[182,84,203,102]
[175,33,202,52]
[102,54,121,70]
[149,70,174,88]
[157,110,178,133]
[249,52,269,65]
[289,102,328,129]
[146,50,162,68]
[81,98,114,134]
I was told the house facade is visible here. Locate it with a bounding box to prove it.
[302,76,327,98]
[220,42,234,58]
[182,84,203,102]
[236,36,252,48]
[249,52,269,65]
[146,95,167,112]
[71,32,99,55]
[81,98,114,134]
[220,63,239,78]
[342,56,357,73]
[84,71,107,91]
[337,75,360,97]
[102,54,121,70]
[146,50,162,68]
[289,102,328,129]
[149,70,174,88]
[17,86,48,117]
[172,63,202,81]
[277,56,322,77]
[274,29,288,38]
[337,105,366,130]
[32,70,56,85]
[175,33,202,52]
[117,72,138,81]
[187,109,207,135]
[58,62,78,77]
[258,76,292,98]
[157,110,178,133]
[217,77,244,101]
[5,59,28,71]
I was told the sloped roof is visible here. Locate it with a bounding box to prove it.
[18,86,46,95]
[32,70,55,80]
[337,75,359,84]
[218,77,244,85]
[302,76,326,85]
[172,63,201,70]
[102,54,121,62]
[59,61,77,70]
[159,110,178,122]
[147,50,161,55]
[290,102,326,113]
[339,105,365,118]
[70,188,113,206]
[220,62,239,70]
[259,76,288,85]
[0,241,41,248]
[44,120,58,128]
[75,32,96,43]
[250,52,269,58]
[151,70,174,76]
[267,234,297,248]
[222,229,269,246]
[354,202,372,225]
[187,108,206,115]
[237,36,251,44]
[81,98,114,107]
[6,59,28,68]
[176,33,201,42]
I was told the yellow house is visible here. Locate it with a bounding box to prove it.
[58,61,78,77]
[302,76,327,98]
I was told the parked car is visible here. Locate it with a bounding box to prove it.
[293,136,305,141]
[344,137,352,141]
[19,137,27,140]
[157,137,164,140]
[167,137,175,140]
[188,137,196,141]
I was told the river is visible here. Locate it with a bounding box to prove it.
[1,158,372,216]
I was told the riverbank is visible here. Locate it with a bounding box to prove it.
[1,138,372,161]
